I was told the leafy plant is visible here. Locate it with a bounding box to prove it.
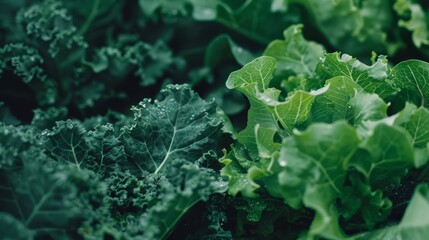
[220,24,429,239]
[2,0,429,239]
[0,84,228,239]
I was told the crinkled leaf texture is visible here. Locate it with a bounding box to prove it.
[394,0,429,49]
[316,52,397,99]
[221,53,429,239]
[355,183,429,239]
[0,84,227,240]
[226,56,322,158]
[122,84,222,175]
[282,0,396,57]
[120,84,226,239]
[267,121,359,239]
[0,154,104,239]
[264,24,324,76]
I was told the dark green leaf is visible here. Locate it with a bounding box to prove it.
[121,84,222,174]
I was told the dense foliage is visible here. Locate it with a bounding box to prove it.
[1,0,429,239]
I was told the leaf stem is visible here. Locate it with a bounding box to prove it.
[77,0,101,36]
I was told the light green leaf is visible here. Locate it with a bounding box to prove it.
[262,90,319,134]
[394,0,429,48]
[310,76,360,123]
[255,124,281,158]
[227,56,321,157]
[400,107,429,148]
[226,57,279,158]
[351,124,414,188]
[219,149,261,198]
[304,183,345,239]
[264,121,359,239]
[391,60,429,107]
[390,104,429,168]
[289,0,395,56]
[349,91,388,126]
[316,52,397,98]
[263,24,324,76]
[226,56,276,95]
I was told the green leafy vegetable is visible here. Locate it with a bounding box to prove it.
[0,84,227,239]
[221,50,429,239]
[2,0,429,239]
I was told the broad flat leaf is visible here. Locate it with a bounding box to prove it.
[399,107,429,148]
[226,57,279,158]
[216,0,298,44]
[391,103,429,167]
[316,52,397,98]
[263,121,359,239]
[304,183,344,239]
[205,34,255,68]
[121,84,222,174]
[226,56,276,96]
[394,0,429,48]
[349,91,388,126]
[308,76,387,128]
[237,97,278,159]
[391,60,429,107]
[261,89,319,134]
[227,56,320,157]
[263,24,324,75]
[254,124,281,158]
[350,124,414,189]
[310,76,360,124]
[266,121,359,206]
